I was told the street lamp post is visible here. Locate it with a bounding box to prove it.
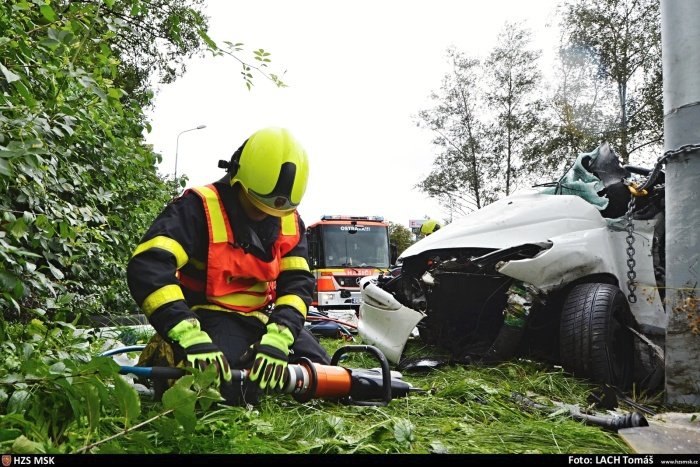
[174,125,206,180]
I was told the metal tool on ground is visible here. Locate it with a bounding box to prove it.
[511,392,649,431]
[111,344,423,406]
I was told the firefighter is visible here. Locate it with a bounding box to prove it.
[420,219,442,237]
[127,127,330,406]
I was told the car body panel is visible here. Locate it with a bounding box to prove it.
[360,190,666,365]
[357,277,425,363]
[399,191,607,258]
[497,219,666,332]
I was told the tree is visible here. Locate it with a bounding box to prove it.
[0,0,284,322]
[418,24,545,213]
[51,0,284,106]
[484,22,544,196]
[388,222,414,257]
[417,48,495,215]
[0,0,186,321]
[75,0,209,105]
[560,0,662,164]
[522,44,618,177]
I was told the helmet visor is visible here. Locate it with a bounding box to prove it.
[245,189,298,217]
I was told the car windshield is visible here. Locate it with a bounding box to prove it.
[321,224,390,268]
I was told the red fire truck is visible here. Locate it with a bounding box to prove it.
[306,215,392,311]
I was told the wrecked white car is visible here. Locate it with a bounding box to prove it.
[359,143,666,390]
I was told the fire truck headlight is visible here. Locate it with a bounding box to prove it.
[322,293,335,302]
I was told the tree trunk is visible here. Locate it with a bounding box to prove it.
[470,144,482,209]
[460,88,482,209]
[618,82,629,164]
[506,114,513,196]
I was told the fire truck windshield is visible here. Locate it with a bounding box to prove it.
[321,224,390,269]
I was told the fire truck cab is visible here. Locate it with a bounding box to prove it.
[306,215,391,311]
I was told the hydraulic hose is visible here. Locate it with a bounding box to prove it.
[511,392,648,431]
[570,411,649,431]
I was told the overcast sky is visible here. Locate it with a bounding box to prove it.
[145,0,561,227]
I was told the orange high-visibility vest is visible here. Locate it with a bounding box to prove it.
[178,184,300,313]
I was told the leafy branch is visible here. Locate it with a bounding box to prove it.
[75,407,175,453]
[209,39,287,90]
[75,370,222,453]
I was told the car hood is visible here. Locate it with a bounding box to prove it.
[400,190,608,259]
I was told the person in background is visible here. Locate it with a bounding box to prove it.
[127,127,330,405]
[420,219,442,237]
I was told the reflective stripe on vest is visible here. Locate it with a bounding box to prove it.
[191,304,270,324]
[179,184,300,314]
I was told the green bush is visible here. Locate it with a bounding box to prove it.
[0,0,205,323]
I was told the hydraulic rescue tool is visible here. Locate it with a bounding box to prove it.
[108,345,422,406]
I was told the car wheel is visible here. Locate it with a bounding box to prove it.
[559,283,633,389]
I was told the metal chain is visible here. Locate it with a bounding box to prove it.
[622,142,700,304]
[662,142,700,158]
[625,195,637,303]
[639,143,700,192]
[621,146,669,304]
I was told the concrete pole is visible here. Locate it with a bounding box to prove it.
[662,0,700,406]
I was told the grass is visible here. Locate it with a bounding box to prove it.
[108,335,635,454]
[0,321,646,454]
[2,320,683,455]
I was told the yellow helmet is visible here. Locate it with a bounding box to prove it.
[224,127,309,217]
[420,219,441,236]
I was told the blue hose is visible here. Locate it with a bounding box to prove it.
[99,345,146,357]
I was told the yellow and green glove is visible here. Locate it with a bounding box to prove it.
[248,323,294,390]
[167,318,232,384]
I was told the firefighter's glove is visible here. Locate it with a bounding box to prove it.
[167,319,232,384]
[248,323,294,391]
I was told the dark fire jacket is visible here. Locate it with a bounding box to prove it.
[126,178,313,342]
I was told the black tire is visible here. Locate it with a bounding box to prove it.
[559,283,633,389]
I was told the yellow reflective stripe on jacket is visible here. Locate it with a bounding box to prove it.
[191,304,269,324]
[280,256,310,272]
[275,294,308,318]
[132,236,188,269]
[245,281,270,293]
[193,186,228,243]
[142,284,185,316]
[209,292,269,308]
[281,213,297,236]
